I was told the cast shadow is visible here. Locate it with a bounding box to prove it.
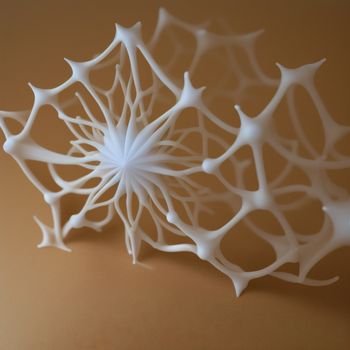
[62,217,350,316]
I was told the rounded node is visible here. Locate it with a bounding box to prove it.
[252,190,272,209]
[166,212,178,224]
[202,158,218,174]
[44,192,57,205]
[70,214,83,229]
[196,242,212,261]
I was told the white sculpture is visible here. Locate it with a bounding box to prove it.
[0,9,349,296]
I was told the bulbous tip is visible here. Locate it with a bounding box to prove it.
[196,28,207,37]
[234,104,241,112]
[3,137,16,155]
[159,7,166,16]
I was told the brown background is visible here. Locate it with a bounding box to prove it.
[0,0,349,349]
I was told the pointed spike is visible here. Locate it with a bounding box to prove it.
[309,57,327,70]
[34,216,72,252]
[275,62,283,70]
[233,277,249,297]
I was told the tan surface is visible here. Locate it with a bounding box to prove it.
[0,0,349,349]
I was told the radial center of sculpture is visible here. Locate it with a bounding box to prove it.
[100,125,156,177]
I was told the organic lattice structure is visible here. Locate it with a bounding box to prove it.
[0,9,349,296]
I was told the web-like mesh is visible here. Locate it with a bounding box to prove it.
[0,9,349,296]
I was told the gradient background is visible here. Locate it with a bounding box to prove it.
[0,0,349,349]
